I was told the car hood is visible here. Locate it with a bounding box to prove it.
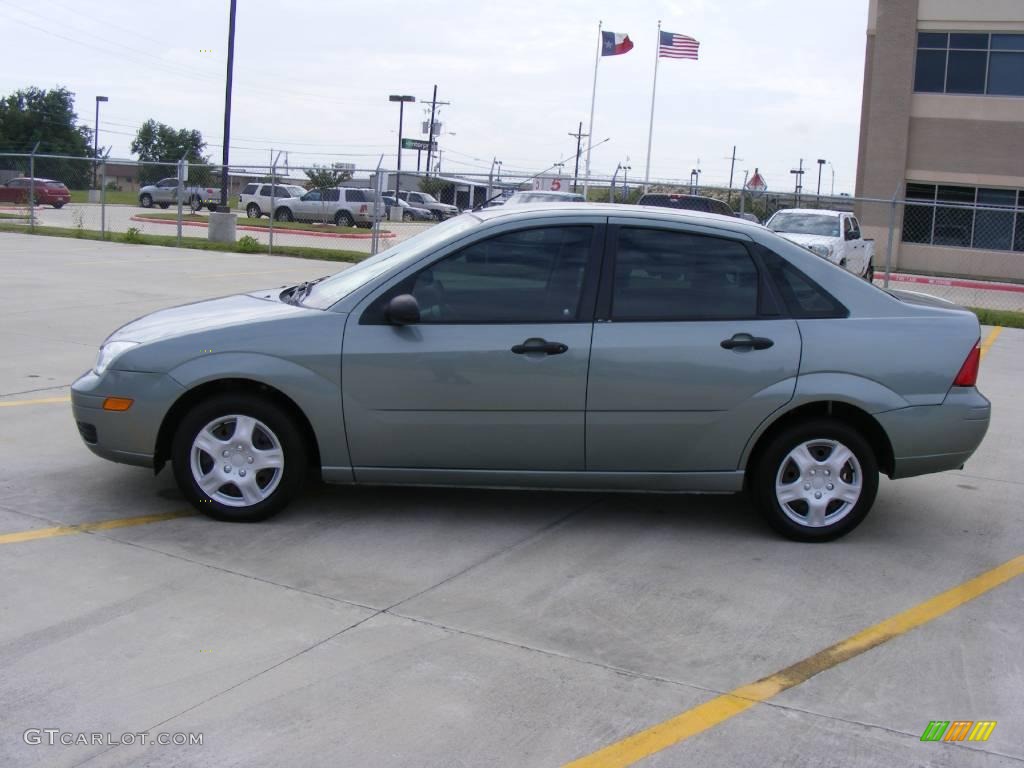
[106,292,311,345]
[774,232,838,248]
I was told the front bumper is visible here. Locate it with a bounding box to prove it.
[877,387,991,479]
[71,369,185,469]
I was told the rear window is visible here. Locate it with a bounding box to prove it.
[345,189,370,202]
[243,183,258,194]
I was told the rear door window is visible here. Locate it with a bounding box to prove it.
[757,247,847,318]
[611,228,759,321]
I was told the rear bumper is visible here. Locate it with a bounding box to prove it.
[877,387,991,479]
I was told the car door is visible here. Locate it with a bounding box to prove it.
[155,178,177,203]
[586,221,801,473]
[845,216,867,276]
[342,221,604,474]
[296,190,320,221]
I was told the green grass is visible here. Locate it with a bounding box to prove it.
[969,307,1024,329]
[134,211,370,235]
[0,223,366,263]
[68,189,139,206]
[0,212,27,220]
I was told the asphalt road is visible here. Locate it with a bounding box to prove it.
[1,233,1022,767]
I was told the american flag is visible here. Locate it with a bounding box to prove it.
[659,31,699,60]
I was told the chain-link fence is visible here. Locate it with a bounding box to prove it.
[2,151,1022,312]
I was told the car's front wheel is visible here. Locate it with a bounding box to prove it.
[752,419,878,541]
[171,394,307,522]
[139,193,153,208]
[52,202,65,209]
[246,203,261,219]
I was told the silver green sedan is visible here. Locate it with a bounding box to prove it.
[71,204,990,541]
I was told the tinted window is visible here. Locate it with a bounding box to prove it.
[758,248,846,318]
[950,33,988,50]
[243,183,258,194]
[323,189,340,202]
[992,34,1024,51]
[934,185,975,247]
[302,191,321,202]
[848,217,861,239]
[346,189,369,202]
[637,194,733,216]
[946,50,986,93]
[974,188,1016,250]
[382,226,594,323]
[914,49,946,92]
[988,52,1024,95]
[611,228,758,321]
[918,32,948,49]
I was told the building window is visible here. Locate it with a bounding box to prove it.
[902,182,1023,252]
[914,32,1024,95]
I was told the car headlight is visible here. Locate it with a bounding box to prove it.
[808,244,833,259]
[94,341,139,375]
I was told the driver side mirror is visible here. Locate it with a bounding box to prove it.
[386,294,420,325]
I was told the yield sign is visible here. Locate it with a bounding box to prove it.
[745,170,767,195]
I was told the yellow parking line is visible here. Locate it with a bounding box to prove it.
[0,395,71,408]
[0,510,196,545]
[563,554,1024,767]
[980,325,1002,358]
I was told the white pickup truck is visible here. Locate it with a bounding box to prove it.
[766,208,875,281]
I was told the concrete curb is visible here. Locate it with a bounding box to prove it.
[130,215,395,240]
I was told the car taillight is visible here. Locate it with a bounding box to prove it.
[359,204,367,213]
[953,343,980,387]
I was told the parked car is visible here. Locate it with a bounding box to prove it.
[383,195,434,222]
[737,212,760,224]
[139,178,221,212]
[767,209,875,281]
[394,190,459,220]
[504,190,585,205]
[71,203,989,541]
[272,187,380,227]
[0,177,71,208]
[637,193,735,217]
[239,183,307,219]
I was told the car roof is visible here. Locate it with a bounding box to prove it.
[772,208,846,217]
[471,201,767,236]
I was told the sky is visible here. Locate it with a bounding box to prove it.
[1,0,869,193]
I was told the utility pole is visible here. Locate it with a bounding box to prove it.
[568,122,588,193]
[219,0,237,209]
[723,145,742,206]
[816,158,826,203]
[790,158,805,206]
[423,85,450,179]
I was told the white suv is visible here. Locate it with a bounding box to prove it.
[239,183,307,219]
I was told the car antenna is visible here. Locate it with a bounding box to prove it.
[473,137,611,212]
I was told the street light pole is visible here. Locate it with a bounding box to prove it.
[93,96,108,190]
[389,94,415,202]
[219,0,237,209]
[816,158,826,202]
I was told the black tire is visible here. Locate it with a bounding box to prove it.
[158,202,170,209]
[171,394,308,522]
[139,193,153,208]
[864,263,875,283]
[52,202,64,209]
[334,210,355,227]
[275,207,293,222]
[207,204,218,212]
[246,203,262,219]
[751,418,878,542]
[432,210,444,222]
[402,211,413,222]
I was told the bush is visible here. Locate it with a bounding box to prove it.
[123,227,142,243]
[237,235,260,253]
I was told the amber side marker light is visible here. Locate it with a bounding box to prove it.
[102,397,134,411]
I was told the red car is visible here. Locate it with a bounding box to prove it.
[0,177,71,208]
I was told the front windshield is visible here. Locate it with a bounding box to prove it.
[302,214,482,309]
[286,186,306,197]
[419,193,438,203]
[769,212,840,237]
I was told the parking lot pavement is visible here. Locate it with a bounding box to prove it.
[1,233,1022,767]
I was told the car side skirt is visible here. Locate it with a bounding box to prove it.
[345,467,745,493]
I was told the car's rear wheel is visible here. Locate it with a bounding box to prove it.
[206,204,218,212]
[189,195,202,213]
[52,202,64,209]
[246,203,261,219]
[334,210,354,227]
[158,202,169,209]
[275,207,293,222]
[171,394,307,522]
[752,419,878,541]
[433,210,444,222]
[139,193,153,208]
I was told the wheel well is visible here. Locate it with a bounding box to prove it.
[744,401,894,486]
[153,378,322,477]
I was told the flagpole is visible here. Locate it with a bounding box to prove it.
[643,20,661,193]
[583,20,602,201]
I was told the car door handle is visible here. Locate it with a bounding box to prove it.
[511,338,568,355]
[720,333,774,350]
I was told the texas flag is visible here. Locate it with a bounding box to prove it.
[601,30,634,56]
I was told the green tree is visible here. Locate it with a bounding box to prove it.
[0,86,93,187]
[131,119,208,183]
[419,176,453,199]
[304,164,352,191]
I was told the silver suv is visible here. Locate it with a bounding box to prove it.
[239,183,306,219]
[396,190,459,220]
[272,187,381,227]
